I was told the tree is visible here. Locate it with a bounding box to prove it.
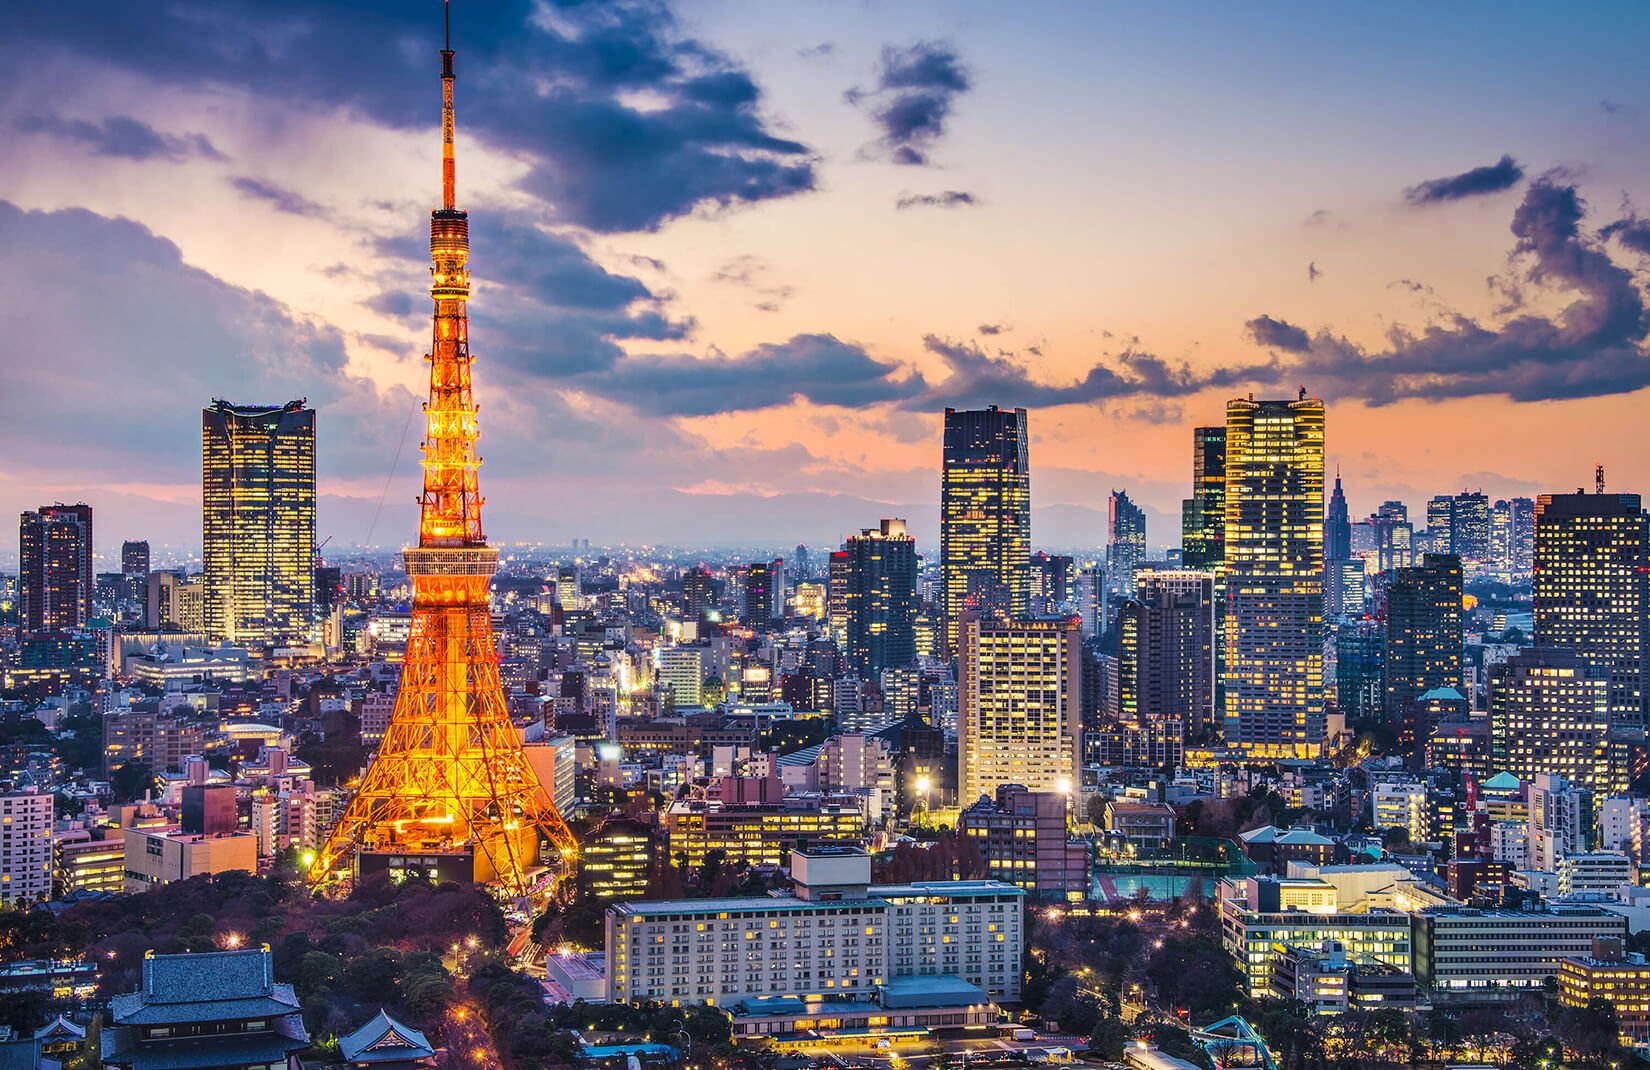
[1088,1016,1130,1061]
[110,762,157,803]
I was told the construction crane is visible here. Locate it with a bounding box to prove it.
[315,534,333,568]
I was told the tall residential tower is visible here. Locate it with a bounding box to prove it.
[1222,394,1326,757]
[940,406,1030,654]
[18,504,93,636]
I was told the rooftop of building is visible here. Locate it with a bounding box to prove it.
[111,948,301,1027]
[610,879,1024,917]
[338,1009,435,1064]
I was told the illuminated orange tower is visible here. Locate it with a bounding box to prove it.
[313,8,576,893]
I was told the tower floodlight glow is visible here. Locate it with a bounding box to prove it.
[311,7,577,893]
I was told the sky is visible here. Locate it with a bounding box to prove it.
[3,1,1650,566]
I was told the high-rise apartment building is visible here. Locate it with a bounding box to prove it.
[202,400,316,645]
[742,559,784,627]
[1106,490,1147,596]
[1533,491,1649,728]
[120,539,150,605]
[833,519,918,678]
[1334,618,1385,723]
[1373,501,1413,573]
[1426,496,1455,555]
[1384,554,1464,758]
[0,789,52,909]
[1181,426,1226,569]
[18,504,93,636]
[1222,394,1326,758]
[1490,648,1613,794]
[1120,569,1216,734]
[940,406,1031,654]
[680,566,714,620]
[958,614,1079,801]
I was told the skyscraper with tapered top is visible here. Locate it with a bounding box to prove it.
[313,9,575,892]
[202,400,315,645]
[1222,392,1326,758]
[940,406,1030,656]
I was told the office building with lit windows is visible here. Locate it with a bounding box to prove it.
[958,784,1088,899]
[1218,877,1411,997]
[1559,940,1650,1044]
[1533,491,1649,728]
[661,779,865,871]
[1489,647,1616,794]
[202,399,316,646]
[120,540,150,605]
[1384,554,1464,758]
[18,504,93,636]
[958,614,1079,802]
[1106,490,1147,596]
[605,846,1024,1007]
[1222,395,1326,758]
[577,818,657,902]
[1119,569,1216,734]
[832,519,918,679]
[1181,425,1226,570]
[940,406,1030,654]
[1414,904,1626,995]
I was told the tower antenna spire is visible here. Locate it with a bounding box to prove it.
[440,0,456,210]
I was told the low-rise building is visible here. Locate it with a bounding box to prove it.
[1558,939,1650,1044]
[662,777,865,870]
[1219,877,1412,996]
[1270,940,1418,1015]
[54,824,126,896]
[959,785,1089,899]
[1103,800,1177,850]
[122,829,257,893]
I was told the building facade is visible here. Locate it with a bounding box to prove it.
[1383,554,1464,758]
[958,615,1079,802]
[202,399,317,646]
[18,503,93,636]
[1181,425,1227,570]
[940,406,1031,654]
[1222,395,1326,758]
[1120,570,1216,735]
[833,520,918,679]
[1490,648,1615,794]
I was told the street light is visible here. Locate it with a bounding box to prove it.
[915,776,931,814]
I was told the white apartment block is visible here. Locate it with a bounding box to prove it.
[606,847,1024,1008]
[1412,904,1627,993]
[0,789,53,908]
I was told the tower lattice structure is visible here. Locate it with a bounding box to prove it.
[313,20,577,893]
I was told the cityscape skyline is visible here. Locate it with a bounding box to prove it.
[4,2,1650,556]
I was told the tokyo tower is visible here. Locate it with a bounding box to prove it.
[312,8,577,893]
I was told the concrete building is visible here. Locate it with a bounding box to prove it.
[121,829,258,893]
[959,785,1088,899]
[661,777,865,870]
[605,846,1025,1006]
[0,789,53,908]
[1218,876,1411,996]
[1559,939,1650,1044]
[958,615,1079,801]
[1412,903,1627,995]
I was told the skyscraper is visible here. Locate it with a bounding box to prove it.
[1426,496,1455,555]
[1490,648,1614,794]
[940,406,1030,654]
[120,539,150,606]
[1119,569,1216,735]
[18,504,93,636]
[1334,618,1385,724]
[1222,393,1326,758]
[681,566,714,620]
[1533,491,1650,728]
[313,22,575,892]
[1384,553,1464,758]
[1510,496,1536,580]
[1452,491,1491,573]
[1106,490,1147,596]
[742,559,783,627]
[202,399,316,645]
[958,614,1079,802]
[1374,501,1414,573]
[1325,471,1351,617]
[833,519,919,678]
[1181,426,1226,569]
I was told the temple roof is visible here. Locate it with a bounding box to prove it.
[110,949,302,1027]
[339,1009,436,1063]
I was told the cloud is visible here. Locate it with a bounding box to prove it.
[13,0,815,233]
[1600,214,1650,256]
[1304,209,1334,227]
[847,41,971,166]
[570,334,926,416]
[1246,314,1312,352]
[1268,180,1650,404]
[1403,154,1525,206]
[910,335,1277,410]
[709,254,794,311]
[798,43,835,60]
[15,113,225,162]
[895,190,977,210]
[228,176,326,218]
[0,200,403,479]
[977,323,1009,336]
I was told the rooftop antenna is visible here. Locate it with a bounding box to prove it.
[1596,464,1606,495]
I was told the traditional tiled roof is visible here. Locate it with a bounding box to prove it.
[101,1013,308,1069]
[339,1009,435,1063]
[109,949,302,1027]
[34,1015,84,1041]
[0,1038,38,1070]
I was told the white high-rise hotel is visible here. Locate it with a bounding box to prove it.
[606,847,1024,1007]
